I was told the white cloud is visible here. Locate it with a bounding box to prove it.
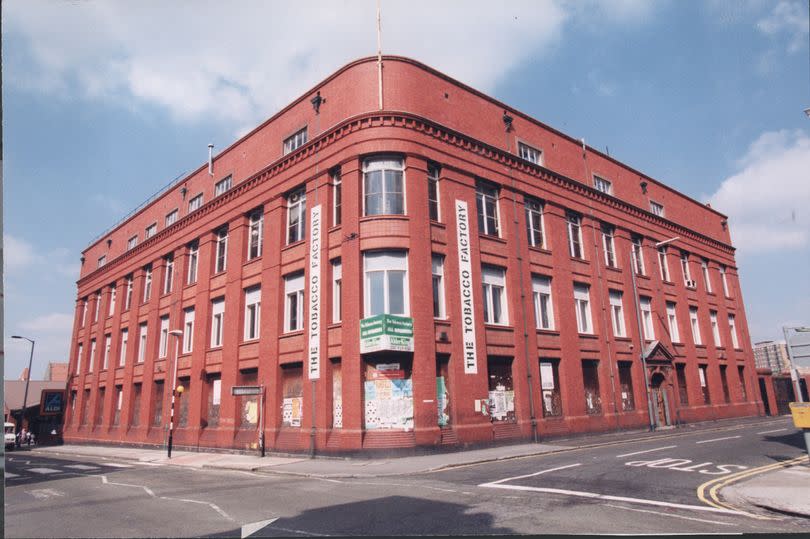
[4,234,41,271]
[757,0,808,53]
[5,1,660,130]
[19,312,75,333]
[708,129,810,252]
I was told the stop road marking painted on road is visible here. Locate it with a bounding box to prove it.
[624,457,748,475]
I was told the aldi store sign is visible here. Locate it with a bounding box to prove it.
[360,314,414,354]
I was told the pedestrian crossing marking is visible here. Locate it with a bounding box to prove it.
[104,463,134,468]
[28,468,61,474]
[5,472,19,478]
[65,464,101,470]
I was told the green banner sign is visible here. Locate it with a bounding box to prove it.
[360,314,414,353]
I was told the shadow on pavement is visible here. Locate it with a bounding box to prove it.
[210,495,514,537]
[763,431,806,452]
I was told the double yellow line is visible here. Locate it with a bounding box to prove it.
[696,454,809,520]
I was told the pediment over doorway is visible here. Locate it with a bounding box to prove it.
[642,340,674,364]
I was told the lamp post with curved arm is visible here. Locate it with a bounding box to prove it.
[11,335,36,431]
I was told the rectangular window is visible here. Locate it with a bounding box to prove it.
[247,209,263,260]
[332,260,342,323]
[125,275,133,311]
[699,365,711,404]
[98,255,106,268]
[573,283,593,334]
[127,235,138,250]
[113,386,123,426]
[81,389,91,425]
[215,226,228,273]
[244,286,261,341]
[650,201,665,217]
[158,316,169,358]
[152,381,164,426]
[710,310,721,347]
[481,265,507,325]
[103,334,111,370]
[594,175,612,194]
[618,362,635,411]
[720,265,730,297]
[211,298,225,347]
[631,235,645,275]
[364,251,409,317]
[238,369,260,428]
[601,224,616,268]
[214,175,232,197]
[609,290,625,337]
[188,193,203,212]
[432,255,446,319]
[728,314,740,349]
[163,254,174,295]
[332,168,342,226]
[690,306,702,345]
[283,127,308,155]
[186,241,199,284]
[738,366,748,400]
[81,298,88,327]
[131,384,142,427]
[524,197,545,249]
[76,343,83,375]
[119,329,128,367]
[178,377,190,427]
[364,157,405,216]
[539,359,562,417]
[640,296,655,340]
[108,283,116,317]
[582,360,602,415]
[143,265,153,302]
[681,252,694,287]
[287,187,307,244]
[532,276,554,330]
[165,209,178,227]
[206,374,221,428]
[719,365,730,403]
[145,223,157,239]
[285,273,305,332]
[95,387,105,426]
[89,339,96,373]
[487,357,515,422]
[518,141,542,164]
[137,323,147,363]
[666,302,680,343]
[676,364,689,405]
[182,308,195,354]
[701,258,712,293]
[94,290,101,322]
[428,163,440,221]
[476,181,500,236]
[566,212,584,259]
[658,247,670,281]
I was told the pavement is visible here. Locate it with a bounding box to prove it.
[27,415,810,519]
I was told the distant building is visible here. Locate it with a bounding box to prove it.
[44,362,69,382]
[753,341,790,375]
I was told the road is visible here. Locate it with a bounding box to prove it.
[5,416,810,537]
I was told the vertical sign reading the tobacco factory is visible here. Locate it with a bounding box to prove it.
[308,205,322,379]
[455,200,477,374]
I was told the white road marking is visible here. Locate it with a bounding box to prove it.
[616,445,677,458]
[65,464,101,470]
[696,436,741,445]
[26,488,65,500]
[756,428,788,435]
[5,472,20,478]
[479,483,747,515]
[241,518,280,538]
[28,468,61,474]
[104,463,134,468]
[603,503,736,527]
[483,463,583,486]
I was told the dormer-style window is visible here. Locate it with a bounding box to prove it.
[518,142,542,165]
[650,201,665,217]
[283,127,308,155]
[214,175,232,197]
[594,175,612,195]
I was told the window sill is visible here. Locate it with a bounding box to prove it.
[528,245,552,255]
[605,265,622,273]
[613,336,632,342]
[479,233,506,244]
[578,333,598,339]
[327,322,342,329]
[328,224,343,233]
[695,344,707,349]
[484,323,513,331]
[359,214,409,222]
[570,256,589,264]
[429,219,445,227]
[636,274,651,281]
[536,328,559,335]
[281,330,305,337]
[244,256,262,266]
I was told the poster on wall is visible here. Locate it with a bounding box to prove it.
[540,362,555,390]
[282,397,303,427]
[436,376,450,427]
[488,387,515,421]
[364,375,413,431]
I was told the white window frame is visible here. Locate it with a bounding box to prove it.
[108,284,116,317]
[482,265,508,325]
[98,255,106,268]
[283,127,308,155]
[631,235,645,275]
[728,314,740,349]
[690,306,702,345]
[188,193,203,212]
[143,266,152,302]
[215,227,228,273]
[247,209,263,260]
[640,296,655,341]
[145,222,157,239]
[525,197,545,249]
[594,175,612,195]
[428,163,440,222]
[119,329,128,367]
[163,255,174,295]
[666,302,680,343]
[332,260,342,323]
[567,212,584,259]
[76,343,83,375]
[432,255,446,319]
[573,284,593,334]
[187,242,199,284]
[609,290,625,337]
[363,251,409,317]
[710,310,721,347]
[125,276,133,311]
[532,275,554,330]
[720,265,730,297]
[284,273,305,332]
[214,175,232,197]
[658,246,670,282]
[332,169,342,226]
[701,259,712,293]
[103,334,111,370]
[518,141,542,165]
[363,157,405,216]
[89,339,96,373]
[137,323,147,363]
[81,298,88,327]
[650,201,665,217]
[601,224,616,268]
[94,290,102,323]
[165,209,178,227]
[158,316,169,358]
[182,308,195,354]
[681,252,693,287]
[287,187,307,244]
[476,181,500,236]
[244,286,261,341]
[210,298,225,348]
[127,235,138,250]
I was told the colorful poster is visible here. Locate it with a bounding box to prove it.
[436,376,449,426]
[364,377,413,430]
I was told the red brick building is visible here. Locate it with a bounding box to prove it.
[64,56,765,453]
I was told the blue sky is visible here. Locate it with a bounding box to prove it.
[4,0,810,379]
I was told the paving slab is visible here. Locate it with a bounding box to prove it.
[722,464,810,518]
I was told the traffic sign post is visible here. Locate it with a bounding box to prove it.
[232,386,265,457]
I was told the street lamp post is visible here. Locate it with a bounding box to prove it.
[783,326,810,403]
[11,336,36,431]
[166,329,184,458]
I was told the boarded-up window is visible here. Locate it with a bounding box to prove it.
[582,360,602,415]
[152,381,165,426]
[719,365,730,403]
[131,383,142,427]
[332,360,342,429]
[82,389,91,425]
[113,385,123,426]
[364,356,414,430]
[178,377,190,427]
[239,369,259,428]
[539,359,562,417]
[699,365,711,404]
[206,374,221,428]
[738,366,747,401]
[281,364,304,428]
[618,362,635,411]
[96,387,106,426]
[676,364,689,405]
[487,357,515,422]
[70,390,78,425]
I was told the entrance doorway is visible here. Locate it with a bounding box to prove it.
[758,377,771,416]
[650,372,671,428]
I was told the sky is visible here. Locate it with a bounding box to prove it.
[3,0,810,379]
